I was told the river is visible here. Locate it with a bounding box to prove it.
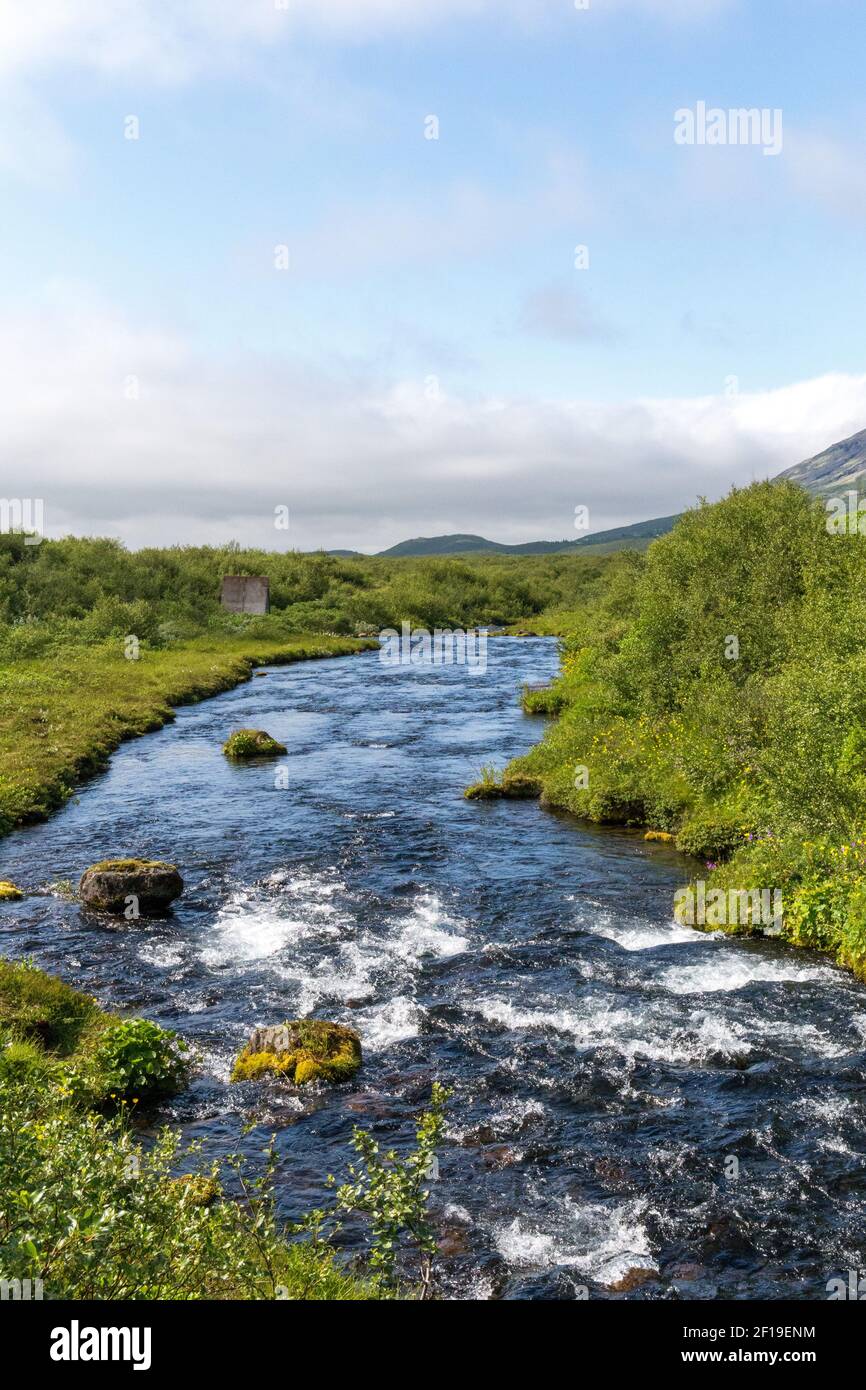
[3,637,866,1300]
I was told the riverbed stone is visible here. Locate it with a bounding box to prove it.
[222,728,287,759]
[78,859,184,915]
[231,1019,361,1085]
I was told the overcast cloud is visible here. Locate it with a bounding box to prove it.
[6,289,864,553]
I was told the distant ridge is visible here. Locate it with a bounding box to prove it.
[375,515,682,557]
[327,514,682,559]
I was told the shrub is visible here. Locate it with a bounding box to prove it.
[0,1071,382,1301]
[93,1018,190,1102]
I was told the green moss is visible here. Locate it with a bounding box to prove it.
[464,781,503,800]
[222,728,287,759]
[231,1019,361,1086]
[0,1036,51,1081]
[86,858,174,873]
[501,773,542,798]
[0,881,22,900]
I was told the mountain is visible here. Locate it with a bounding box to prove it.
[376,533,573,557]
[774,427,866,497]
[372,514,681,558]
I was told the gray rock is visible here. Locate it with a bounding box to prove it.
[79,859,183,915]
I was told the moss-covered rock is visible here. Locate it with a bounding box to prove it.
[231,1019,361,1086]
[0,881,23,901]
[222,728,287,759]
[79,859,183,915]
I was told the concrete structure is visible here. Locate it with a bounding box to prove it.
[220,575,270,615]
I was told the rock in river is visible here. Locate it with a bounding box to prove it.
[222,728,287,759]
[78,859,184,915]
[231,1019,362,1085]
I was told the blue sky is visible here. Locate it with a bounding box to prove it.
[3,0,866,550]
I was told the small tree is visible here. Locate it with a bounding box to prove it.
[332,1082,450,1298]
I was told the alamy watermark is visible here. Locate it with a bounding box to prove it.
[0,498,44,545]
[674,102,783,157]
[1,1277,43,1300]
[828,1270,866,1300]
[379,622,487,675]
[674,880,783,930]
[826,492,866,536]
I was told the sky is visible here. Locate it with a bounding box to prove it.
[3,0,866,552]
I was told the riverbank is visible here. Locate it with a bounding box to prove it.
[0,632,376,838]
[483,482,866,982]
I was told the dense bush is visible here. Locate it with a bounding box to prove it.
[503,481,866,977]
[0,533,611,649]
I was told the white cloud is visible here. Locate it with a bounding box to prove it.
[0,0,737,82]
[4,287,863,552]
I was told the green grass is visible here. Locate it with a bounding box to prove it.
[0,957,112,1057]
[0,632,373,837]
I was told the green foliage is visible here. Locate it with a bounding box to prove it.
[0,958,104,1055]
[332,1082,450,1295]
[464,763,503,799]
[492,481,866,978]
[0,1070,382,1301]
[0,533,610,648]
[93,1018,191,1102]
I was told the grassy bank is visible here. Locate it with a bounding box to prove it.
[0,960,383,1300]
[0,631,375,837]
[481,482,866,980]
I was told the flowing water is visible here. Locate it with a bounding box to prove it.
[3,638,866,1300]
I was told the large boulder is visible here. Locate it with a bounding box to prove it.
[79,859,183,915]
[231,1019,361,1085]
[222,728,287,759]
